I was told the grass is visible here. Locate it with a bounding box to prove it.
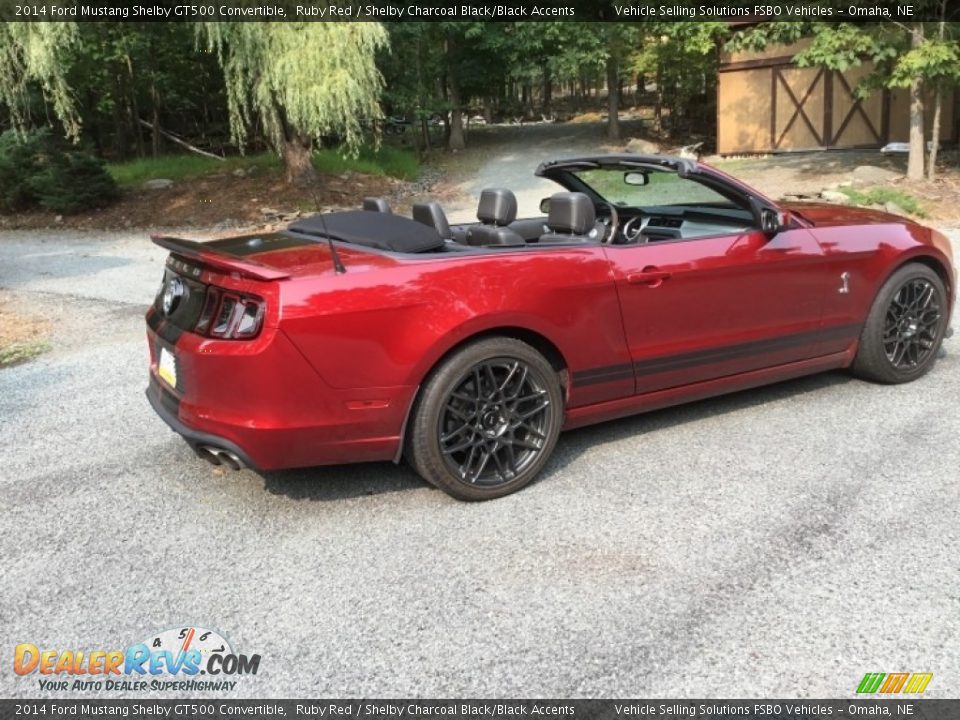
[0,339,50,368]
[839,186,927,217]
[107,153,279,187]
[107,144,419,188]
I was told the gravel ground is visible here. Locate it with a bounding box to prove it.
[1,210,958,695]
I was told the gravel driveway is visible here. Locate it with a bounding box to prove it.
[1,136,959,697]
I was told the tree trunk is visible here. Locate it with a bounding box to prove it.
[927,13,947,180]
[150,80,161,159]
[281,133,318,187]
[907,24,926,181]
[542,65,552,115]
[445,33,465,151]
[607,55,620,141]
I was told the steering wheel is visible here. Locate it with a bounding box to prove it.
[595,201,620,244]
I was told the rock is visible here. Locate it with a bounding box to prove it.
[626,137,660,154]
[142,178,174,190]
[884,202,908,216]
[260,207,280,217]
[820,190,850,204]
[232,168,247,178]
[54,215,63,223]
[851,165,900,187]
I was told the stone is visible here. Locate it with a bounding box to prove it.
[820,190,850,204]
[851,165,900,187]
[626,137,660,154]
[232,168,247,178]
[142,178,174,190]
[884,202,908,216]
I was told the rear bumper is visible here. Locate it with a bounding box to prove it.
[145,318,416,470]
[146,378,257,469]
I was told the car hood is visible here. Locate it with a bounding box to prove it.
[782,201,916,228]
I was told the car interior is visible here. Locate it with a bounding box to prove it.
[295,162,767,255]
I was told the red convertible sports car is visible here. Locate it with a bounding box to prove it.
[146,154,954,500]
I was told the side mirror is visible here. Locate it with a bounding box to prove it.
[749,196,785,237]
[760,208,787,236]
[539,197,551,214]
[624,171,649,186]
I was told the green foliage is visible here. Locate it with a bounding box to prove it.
[0,128,46,211]
[197,22,388,154]
[839,186,927,217]
[312,145,419,180]
[0,23,81,139]
[29,147,118,213]
[107,153,280,187]
[0,128,117,214]
[0,339,50,368]
[106,145,418,187]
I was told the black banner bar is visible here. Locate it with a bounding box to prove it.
[3,700,960,720]
[1,0,957,23]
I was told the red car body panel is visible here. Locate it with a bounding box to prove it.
[145,169,954,473]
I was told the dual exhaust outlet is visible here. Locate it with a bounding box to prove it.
[196,445,245,471]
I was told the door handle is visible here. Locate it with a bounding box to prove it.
[627,267,672,287]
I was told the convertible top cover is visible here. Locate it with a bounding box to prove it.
[289,211,444,254]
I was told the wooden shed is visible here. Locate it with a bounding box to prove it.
[717,38,958,154]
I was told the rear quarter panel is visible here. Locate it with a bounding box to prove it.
[277,246,632,409]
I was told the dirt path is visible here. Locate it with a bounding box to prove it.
[435,121,630,223]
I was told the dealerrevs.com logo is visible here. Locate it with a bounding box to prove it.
[14,626,260,692]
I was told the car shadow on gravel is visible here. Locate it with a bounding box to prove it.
[257,371,855,503]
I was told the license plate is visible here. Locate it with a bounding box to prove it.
[158,347,177,389]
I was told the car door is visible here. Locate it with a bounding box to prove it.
[605,226,827,395]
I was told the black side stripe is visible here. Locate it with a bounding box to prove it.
[573,323,862,387]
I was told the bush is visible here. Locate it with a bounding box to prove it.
[0,128,118,215]
[30,150,118,213]
[0,129,46,212]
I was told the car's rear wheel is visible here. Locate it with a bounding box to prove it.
[852,263,948,384]
[407,337,563,501]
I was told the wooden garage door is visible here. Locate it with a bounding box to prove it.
[771,66,883,150]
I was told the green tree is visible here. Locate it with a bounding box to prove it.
[0,22,81,139]
[198,22,388,185]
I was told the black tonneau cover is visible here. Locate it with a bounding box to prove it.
[289,210,444,254]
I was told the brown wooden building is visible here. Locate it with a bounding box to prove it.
[717,39,958,154]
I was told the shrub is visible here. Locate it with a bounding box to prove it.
[30,149,118,213]
[0,128,118,214]
[0,129,46,212]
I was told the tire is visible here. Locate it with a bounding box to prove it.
[406,337,564,501]
[851,263,948,384]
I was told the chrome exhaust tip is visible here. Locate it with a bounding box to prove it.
[197,445,245,471]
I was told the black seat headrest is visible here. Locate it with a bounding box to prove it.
[412,201,452,240]
[466,225,525,247]
[362,197,391,213]
[546,192,595,235]
[477,188,517,226]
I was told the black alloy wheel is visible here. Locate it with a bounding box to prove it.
[852,263,948,384]
[407,337,564,501]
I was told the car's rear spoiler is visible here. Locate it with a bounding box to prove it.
[151,235,291,281]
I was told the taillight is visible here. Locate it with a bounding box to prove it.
[194,286,265,339]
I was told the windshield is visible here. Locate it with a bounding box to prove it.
[573,167,735,208]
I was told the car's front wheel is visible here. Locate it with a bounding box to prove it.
[407,337,564,501]
[852,262,949,383]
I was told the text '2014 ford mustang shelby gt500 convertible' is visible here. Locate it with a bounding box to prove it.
[146,154,954,500]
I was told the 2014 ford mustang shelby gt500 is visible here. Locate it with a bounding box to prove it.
[146,154,954,500]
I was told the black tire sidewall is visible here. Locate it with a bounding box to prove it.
[853,263,948,384]
[408,337,564,501]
